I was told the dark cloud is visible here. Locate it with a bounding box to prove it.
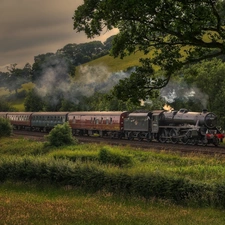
[0,0,118,70]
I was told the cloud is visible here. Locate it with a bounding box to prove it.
[0,0,118,69]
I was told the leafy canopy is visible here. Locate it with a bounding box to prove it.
[73,0,225,102]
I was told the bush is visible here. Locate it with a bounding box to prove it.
[0,118,12,137]
[45,122,77,147]
[98,147,133,167]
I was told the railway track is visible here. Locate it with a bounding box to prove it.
[13,130,225,156]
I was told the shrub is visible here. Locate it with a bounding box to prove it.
[0,118,12,137]
[98,147,133,167]
[45,122,77,147]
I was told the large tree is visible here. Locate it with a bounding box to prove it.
[73,0,225,102]
[4,63,31,94]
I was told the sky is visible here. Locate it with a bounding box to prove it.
[0,0,118,71]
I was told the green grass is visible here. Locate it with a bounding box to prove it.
[1,137,225,185]
[20,82,35,91]
[1,137,225,224]
[0,182,225,225]
[81,51,144,71]
[10,99,25,111]
[74,50,152,80]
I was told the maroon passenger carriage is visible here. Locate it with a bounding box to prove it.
[6,112,32,130]
[68,111,129,138]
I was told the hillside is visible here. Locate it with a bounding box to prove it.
[75,50,149,78]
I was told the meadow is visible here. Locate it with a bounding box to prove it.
[1,137,225,224]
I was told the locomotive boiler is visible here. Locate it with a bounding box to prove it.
[161,108,217,128]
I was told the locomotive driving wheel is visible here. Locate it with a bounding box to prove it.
[189,138,198,145]
[158,129,167,143]
[169,129,179,144]
[138,133,143,141]
[181,135,189,145]
[128,132,134,140]
[213,137,219,147]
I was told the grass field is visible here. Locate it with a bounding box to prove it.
[1,182,225,225]
[1,137,225,224]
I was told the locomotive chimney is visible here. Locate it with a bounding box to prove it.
[202,109,208,114]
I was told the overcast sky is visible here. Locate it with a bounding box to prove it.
[0,0,118,71]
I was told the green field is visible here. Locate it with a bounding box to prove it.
[1,137,225,224]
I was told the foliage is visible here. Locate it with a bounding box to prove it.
[2,138,225,208]
[0,138,49,155]
[0,118,12,137]
[45,122,77,147]
[178,58,225,129]
[24,88,44,112]
[98,147,133,167]
[0,99,17,111]
[32,38,114,83]
[1,63,32,94]
[0,155,220,207]
[73,0,225,101]
[57,41,109,65]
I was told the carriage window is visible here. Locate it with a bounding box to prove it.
[110,118,113,124]
[101,117,103,124]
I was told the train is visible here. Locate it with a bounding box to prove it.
[0,108,224,146]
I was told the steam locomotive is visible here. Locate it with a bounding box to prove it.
[0,108,223,146]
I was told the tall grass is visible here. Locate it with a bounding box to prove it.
[1,182,225,225]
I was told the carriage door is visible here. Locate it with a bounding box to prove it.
[151,114,159,133]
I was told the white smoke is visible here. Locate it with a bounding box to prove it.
[35,63,133,105]
[160,80,208,108]
[76,65,133,96]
